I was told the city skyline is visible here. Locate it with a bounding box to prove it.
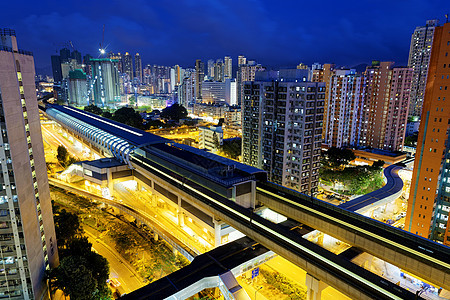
[0,0,448,74]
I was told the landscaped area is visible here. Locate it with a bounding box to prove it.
[50,186,189,291]
[320,147,385,196]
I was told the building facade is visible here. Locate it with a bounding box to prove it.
[242,76,325,194]
[123,52,133,80]
[195,59,204,100]
[406,22,450,245]
[89,58,121,107]
[201,81,226,103]
[224,56,232,79]
[408,20,438,118]
[134,53,142,82]
[0,28,58,299]
[324,69,365,148]
[199,125,223,152]
[237,62,264,106]
[50,55,62,82]
[383,67,413,151]
[68,69,88,106]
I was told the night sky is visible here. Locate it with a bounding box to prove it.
[1,0,448,74]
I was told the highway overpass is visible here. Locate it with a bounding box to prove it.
[42,105,450,299]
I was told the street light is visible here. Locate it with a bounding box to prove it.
[255,286,262,299]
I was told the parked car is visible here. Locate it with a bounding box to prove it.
[108,278,121,288]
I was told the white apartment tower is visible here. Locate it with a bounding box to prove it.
[325,69,365,148]
[0,28,58,299]
[224,56,232,79]
[408,19,438,118]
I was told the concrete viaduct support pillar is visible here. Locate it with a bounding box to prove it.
[363,256,373,270]
[317,233,324,247]
[213,219,221,247]
[305,273,327,300]
[151,194,158,207]
[136,181,141,192]
[178,211,185,227]
[107,168,113,197]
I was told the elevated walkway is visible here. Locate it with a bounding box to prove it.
[121,237,270,300]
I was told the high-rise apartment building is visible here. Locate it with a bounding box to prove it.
[383,67,413,150]
[195,59,204,100]
[89,58,121,107]
[68,69,88,106]
[360,61,392,148]
[179,73,195,109]
[134,53,142,82]
[324,69,365,148]
[123,52,133,80]
[237,61,264,106]
[201,81,226,103]
[71,50,82,65]
[237,55,246,66]
[406,22,450,245]
[59,47,71,63]
[108,52,123,73]
[0,28,58,299]
[242,70,324,194]
[224,56,232,79]
[50,55,62,82]
[207,59,215,79]
[312,64,335,140]
[408,20,438,118]
[214,60,224,82]
[359,62,412,151]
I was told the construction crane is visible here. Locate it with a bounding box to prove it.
[99,24,106,56]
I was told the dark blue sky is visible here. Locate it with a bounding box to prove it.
[1,0,448,74]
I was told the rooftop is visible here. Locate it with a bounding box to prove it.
[46,105,169,147]
[82,158,125,169]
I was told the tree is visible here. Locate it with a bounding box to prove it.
[212,132,220,150]
[53,209,82,249]
[221,138,241,159]
[145,119,166,129]
[129,95,136,106]
[372,160,385,169]
[111,107,144,129]
[49,237,111,300]
[322,147,356,170]
[160,103,188,122]
[56,145,78,168]
[405,132,418,147]
[102,111,112,119]
[66,238,110,285]
[50,256,97,300]
[56,145,69,167]
[84,104,103,115]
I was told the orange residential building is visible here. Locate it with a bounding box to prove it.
[405,22,450,245]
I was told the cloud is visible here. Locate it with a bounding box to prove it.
[1,0,448,72]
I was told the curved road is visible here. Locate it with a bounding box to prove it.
[339,164,404,212]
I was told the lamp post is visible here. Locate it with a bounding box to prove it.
[255,286,262,299]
